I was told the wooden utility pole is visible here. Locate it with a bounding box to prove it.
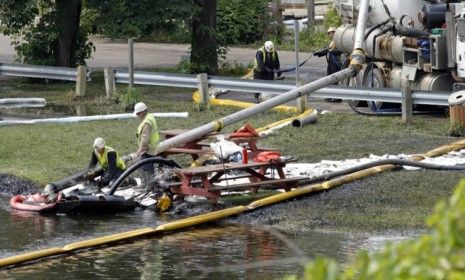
[307,0,315,28]
[271,0,283,38]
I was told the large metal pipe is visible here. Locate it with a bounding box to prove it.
[0,98,46,109]
[334,26,404,63]
[156,0,370,154]
[353,0,370,51]
[43,154,138,199]
[156,67,357,153]
[291,110,318,127]
[0,112,188,126]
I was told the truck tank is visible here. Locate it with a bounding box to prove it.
[331,0,464,112]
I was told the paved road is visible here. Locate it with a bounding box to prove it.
[0,34,352,113]
[1,35,326,75]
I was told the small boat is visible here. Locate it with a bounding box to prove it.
[10,191,138,214]
[10,193,62,213]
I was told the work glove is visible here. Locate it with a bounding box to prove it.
[313,49,328,57]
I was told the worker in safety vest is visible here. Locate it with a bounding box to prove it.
[253,40,281,101]
[89,137,126,187]
[134,102,160,177]
[253,40,281,80]
[314,27,343,101]
[314,27,342,77]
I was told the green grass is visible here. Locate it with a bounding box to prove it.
[1,75,463,232]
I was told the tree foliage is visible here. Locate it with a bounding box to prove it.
[287,180,465,279]
[84,0,197,39]
[0,0,92,66]
[0,0,271,70]
[216,0,270,45]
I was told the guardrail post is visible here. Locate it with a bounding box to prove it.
[128,38,134,89]
[104,67,116,99]
[197,73,209,111]
[75,65,87,97]
[294,20,307,113]
[401,78,413,123]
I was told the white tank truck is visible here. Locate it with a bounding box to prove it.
[332,0,465,112]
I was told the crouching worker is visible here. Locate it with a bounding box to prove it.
[89,137,126,188]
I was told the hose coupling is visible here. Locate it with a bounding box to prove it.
[213,119,224,132]
[350,49,366,72]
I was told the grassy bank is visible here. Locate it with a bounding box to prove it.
[1,76,463,232]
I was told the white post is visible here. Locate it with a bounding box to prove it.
[401,78,413,123]
[294,20,306,113]
[75,65,87,97]
[128,38,134,89]
[197,73,209,111]
[104,67,116,99]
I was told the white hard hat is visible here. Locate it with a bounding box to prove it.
[134,102,148,115]
[327,27,337,34]
[264,41,274,52]
[93,137,105,150]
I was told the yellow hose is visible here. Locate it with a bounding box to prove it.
[2,139,465,268]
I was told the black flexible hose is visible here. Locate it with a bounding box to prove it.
[275,54,314,74]
[364,20,391,41]
[393,24,430,37]
[107,157,182,195]
[347,100,402,115]
[298,158,465,186]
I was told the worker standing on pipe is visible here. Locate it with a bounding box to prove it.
[314,27,342,102]
[89,137,126,188]
[134,102,160,186]
[253,41,281,102]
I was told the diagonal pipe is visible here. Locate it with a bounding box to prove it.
[155,0,370,154]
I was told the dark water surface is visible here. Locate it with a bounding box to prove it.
[0,195,412,280]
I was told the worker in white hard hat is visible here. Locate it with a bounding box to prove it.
[253,40,281,101]
[314,27,343,101]
[253,40,281,80]
[134,102,160,185]
[88,137,126,188]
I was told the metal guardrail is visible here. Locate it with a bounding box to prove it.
[113,70,451,106]
[313,86,450,106]
[0,63,91,81]
[115,71,197,88]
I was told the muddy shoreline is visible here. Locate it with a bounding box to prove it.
[0,173,40,196]
[2,169,460,234]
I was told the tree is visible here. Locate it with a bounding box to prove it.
[0,0,222,72]
[55,0,82,67]
[0,0,92,67]
[190,0,218,74]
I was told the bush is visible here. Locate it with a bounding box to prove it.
[218,60,250,76]
[288,180,465,279]
[115,88,141,111]
[449,122,465,137]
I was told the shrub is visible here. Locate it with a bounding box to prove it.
[115,88,141,111]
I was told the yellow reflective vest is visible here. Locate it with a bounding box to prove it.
[253,46,277,72]
[95,146,126,171]
[137,113,160,153]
